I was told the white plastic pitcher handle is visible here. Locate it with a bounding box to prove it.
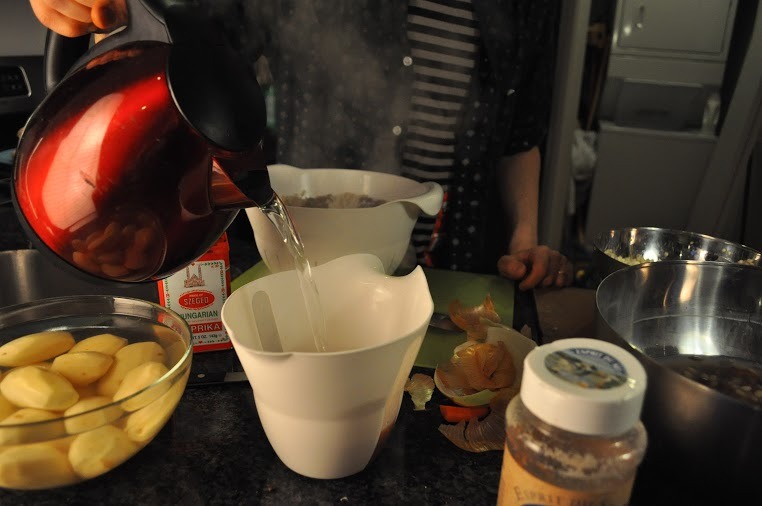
[251,290,283,353]
[399,181,444,217]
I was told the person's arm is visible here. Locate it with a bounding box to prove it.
[497,147,540,254]
[496,147,572,290]
[495,0,571,290]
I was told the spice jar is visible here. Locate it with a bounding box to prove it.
[498,338,648,506]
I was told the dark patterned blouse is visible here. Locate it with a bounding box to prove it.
[214,0,559,274]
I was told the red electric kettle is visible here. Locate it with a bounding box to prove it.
[12,0,273,283]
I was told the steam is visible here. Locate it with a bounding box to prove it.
[201,0,406,174]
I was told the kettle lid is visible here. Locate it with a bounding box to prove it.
[163,4,266,152]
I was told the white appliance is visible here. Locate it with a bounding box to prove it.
[599,0,737,130]
[586,0,745,238]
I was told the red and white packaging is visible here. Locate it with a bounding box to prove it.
[157,233,233,352]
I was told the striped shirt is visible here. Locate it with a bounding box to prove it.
[402,0,480,261]
[238,0,559,272]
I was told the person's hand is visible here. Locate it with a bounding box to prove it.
[497,246,572,291]
[29,0,127,38]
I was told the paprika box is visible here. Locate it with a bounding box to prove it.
[158,233,233,352]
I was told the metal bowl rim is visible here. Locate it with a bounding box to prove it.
[593,226,762,257]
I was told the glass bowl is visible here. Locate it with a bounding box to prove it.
[0,295,192,490]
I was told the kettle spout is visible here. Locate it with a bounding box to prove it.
[210,159,275,210]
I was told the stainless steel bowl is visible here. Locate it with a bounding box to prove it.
[593,227,762,283]
[596,260,762,500]
[0,249,158,309]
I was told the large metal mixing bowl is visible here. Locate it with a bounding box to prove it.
[592,227,762,284]
[0,249,158,309]
[596,260,761,501]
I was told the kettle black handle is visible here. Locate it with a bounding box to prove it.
[41,0,267,155]
[43,0,172,93]
[43,33,90,93]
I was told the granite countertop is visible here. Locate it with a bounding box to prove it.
[0,210,507,504]
[0,209,728,505]
[1,363,504,505]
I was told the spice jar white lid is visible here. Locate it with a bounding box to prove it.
[519,338,647,436]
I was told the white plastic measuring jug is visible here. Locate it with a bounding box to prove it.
[221,254,433,479]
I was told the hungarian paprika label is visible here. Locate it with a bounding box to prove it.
[497,447,635,506]
[158,235,232,352]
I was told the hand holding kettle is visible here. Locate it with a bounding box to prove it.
[30,0,127,38]
[15,0,273,283]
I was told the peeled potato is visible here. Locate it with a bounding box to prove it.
[51,351,114,386]
[151,324,184,348]
[164,340,187,369]
[96,342,166,397]
[0,408,66,445]
[64,396,124,435]
[0,443,77,490]
[27,362,53,370]
[123,370,187,443]
[48,435,76,455]
[113,362,170,412]
[0,394,15,420]
[75,383,98,399]
[68,424,138,479]
[0,366,79,411]
[69,333,128,356]
[0,331,75,367]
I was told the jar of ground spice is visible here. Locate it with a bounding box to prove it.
[497,338,648,506]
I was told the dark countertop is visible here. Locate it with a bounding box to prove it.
[0,206,738,505]
[0,366,504,506]
[0,208,509,504]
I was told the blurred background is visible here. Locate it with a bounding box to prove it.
[2,0,761,285]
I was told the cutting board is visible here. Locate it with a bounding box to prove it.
[416,268,514,368]
[231,263,514,369]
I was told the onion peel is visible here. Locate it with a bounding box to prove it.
[447,295,501,340]
[434,368,499,407]
[404,373,434,411]
[438,389,514,452]
[455,341,515,391]
[434,324,537,409]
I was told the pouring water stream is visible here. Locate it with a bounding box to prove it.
[258,194,328,352]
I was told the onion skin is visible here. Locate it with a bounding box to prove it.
[438,389,514,452]
[448,296,501,340]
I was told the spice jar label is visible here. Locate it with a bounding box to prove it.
[497,446,635,506]
[158,235,232,352]
[545,348,628,390]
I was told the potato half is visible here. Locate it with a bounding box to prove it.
[0,331,75,367]
[0,366,79,411]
